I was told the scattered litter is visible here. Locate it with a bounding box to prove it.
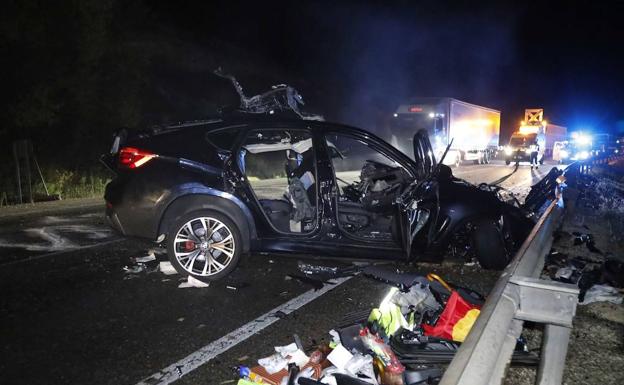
[237,355,249,362]
[123,264,146,274]
[298,262,339,276]
[545,249,623,301]
[177,317,185,322]
[326,344,353,370]
[160,261,178,275]
[572,232,603,254]
[226,283,250,291]
[257,342,309,375]
[581,284,623,305]
[232,269,536,385]
[555,266,575,280]
[197,324,206,329]
[134,252,156,263]
[178,276,210,288]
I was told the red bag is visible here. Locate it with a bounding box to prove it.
[422,290,481,341]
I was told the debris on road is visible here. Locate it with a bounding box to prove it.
[545,249,624,302]
[581,284,623,305]
[134,251,157,263]
[123,250,162,277]
[159,261,178,275]
[232,268,535,385]
[123,264,147,274]
[572,232,603,254]
[178,275,210,288]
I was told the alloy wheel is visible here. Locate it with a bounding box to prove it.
[173,216,235,276]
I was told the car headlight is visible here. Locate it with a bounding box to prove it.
[579,151,589,160]
[504,147,512,155]
[560,150,568,158]
[525,148,532,154]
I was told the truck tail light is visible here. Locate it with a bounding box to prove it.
[118,147,157,169]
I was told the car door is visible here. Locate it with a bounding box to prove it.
[398,129,441,259]
[321,128,419,259]
[234,124,326,249]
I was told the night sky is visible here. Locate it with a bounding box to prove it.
[2,0,624,150]
[149,0,624,137]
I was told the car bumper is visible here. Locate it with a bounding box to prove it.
[105,204,126,235]
[506,152,531,161]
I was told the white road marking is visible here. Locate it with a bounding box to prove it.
[136,276,353,385]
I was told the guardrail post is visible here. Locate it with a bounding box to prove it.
[536,325,572,385]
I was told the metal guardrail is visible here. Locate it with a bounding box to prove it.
[440,170,580,385]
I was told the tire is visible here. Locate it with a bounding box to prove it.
[167,210,242,282]
[505,159,511,165]
[472,219,510,270]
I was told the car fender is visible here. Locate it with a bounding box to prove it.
[158,184,257,253]
[429,187,504,253]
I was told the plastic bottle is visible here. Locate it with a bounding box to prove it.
[237,366,264,383]
[359,327,405,374]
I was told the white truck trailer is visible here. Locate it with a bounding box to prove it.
[543,123,567,156]
[388,98,500,166]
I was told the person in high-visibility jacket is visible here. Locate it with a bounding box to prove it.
[530,140,540,169]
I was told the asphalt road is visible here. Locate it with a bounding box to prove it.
[0,160,563,385]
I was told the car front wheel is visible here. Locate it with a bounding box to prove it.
[472,219,510,270]
[167,210,242,282]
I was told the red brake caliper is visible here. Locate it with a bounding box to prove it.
[184,240,196,251]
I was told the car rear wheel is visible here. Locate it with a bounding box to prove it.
[167,210,241,282]
[472,219,510,270]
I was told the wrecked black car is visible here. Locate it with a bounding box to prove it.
[102,115,534,282]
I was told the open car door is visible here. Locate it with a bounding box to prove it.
[398,130,440,260]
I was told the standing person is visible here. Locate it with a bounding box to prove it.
[530,140,539,169]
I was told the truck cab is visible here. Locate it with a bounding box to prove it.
[504,132,544,165]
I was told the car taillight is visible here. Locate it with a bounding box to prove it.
[118,147,157,169]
